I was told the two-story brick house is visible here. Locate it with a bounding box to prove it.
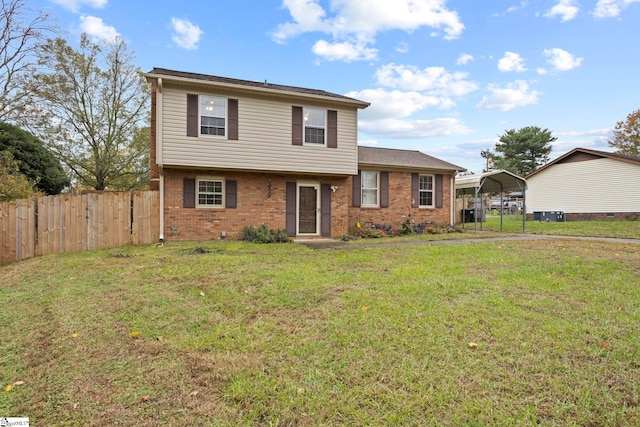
[145,68,464,241]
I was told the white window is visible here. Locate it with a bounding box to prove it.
[361,171,378,207]
[200,96,226,136]
[304,107,325,144]
[419,174,434,207]
[197,178,224,207]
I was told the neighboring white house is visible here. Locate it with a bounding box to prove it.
[526,148,640,220]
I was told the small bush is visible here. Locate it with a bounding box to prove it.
[353,220,461,239]
[242,225,292,243]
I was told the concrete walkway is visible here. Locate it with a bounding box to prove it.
[295,234,640,250]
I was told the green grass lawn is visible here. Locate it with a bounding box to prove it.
[467,214,640,239]
[1,234,639,425]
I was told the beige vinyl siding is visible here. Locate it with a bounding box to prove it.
[526,158,640,213]
[160,86,358,175]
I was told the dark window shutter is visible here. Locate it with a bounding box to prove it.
[411,173,419,208]
[226,180,237,208]
[321,184,331,236]
[187,94,198,137]
[380,171,389,208]
[286,182,297,236]
[352,171,361,207]
[228,99,238,140]
[292,106,303,145]
[435,174,443,208]
[183,178,196,208]
[327,110,337,148]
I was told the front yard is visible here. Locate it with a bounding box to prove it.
[1,233,639,425]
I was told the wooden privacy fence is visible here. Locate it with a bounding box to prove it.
[0,191,159,265]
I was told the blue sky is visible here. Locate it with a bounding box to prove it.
[32,0,640,173]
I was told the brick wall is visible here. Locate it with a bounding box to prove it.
[162,169,350,240]
[161,169,455,240]
[348,171,453,232]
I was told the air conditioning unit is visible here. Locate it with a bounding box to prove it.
[534,211,565,222]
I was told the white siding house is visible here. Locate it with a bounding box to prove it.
[526,148,640,220]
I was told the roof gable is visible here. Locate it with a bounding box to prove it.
[526,147,640,178]
[358,146,465,172]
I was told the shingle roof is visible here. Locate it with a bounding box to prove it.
[145,67,370,108]
[358,146,465,172]
[526,147,640,178]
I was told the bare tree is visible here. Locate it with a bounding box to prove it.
[0,0,55,121]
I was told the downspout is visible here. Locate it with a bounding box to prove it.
[450,173,457,226]
[159,171,164,241]
[157,77,164,241]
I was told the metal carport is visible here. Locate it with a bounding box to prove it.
[455,170,527,231]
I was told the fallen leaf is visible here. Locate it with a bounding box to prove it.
[467,342,478,349]
[141,395,149,402]
[290,327,296,334]
[13,381,25,386]
[156,336,163,341]
[130,331,140,339]
[71,333,78,338]
[361,305,368,312]
[406,302,412,307]
[189,390,199,397]
[73,402,79,410]
[600,341,612,351]
[200,291,205,297]
[5,385,13,392]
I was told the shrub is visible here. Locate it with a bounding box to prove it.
[242,225,292,243]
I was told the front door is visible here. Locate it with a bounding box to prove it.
[298,183,319,235]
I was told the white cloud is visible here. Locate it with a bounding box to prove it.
[170,18,203,50]
[272,0,464,61]
[476,80,540,111]
[543,48,583,71]
[545,0,580,21]
[497,51,527,72]
[359,117,472,139]
[593,0,640,18]
[492,1,528,17]
[375,63,478,96]
[396,41,409,54]
[312,40,377,62]
[50,0,107,13]
[456,53,474,65]
[79,15,119,42]
[346,88,450,120]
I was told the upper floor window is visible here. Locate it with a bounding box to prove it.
[304,108,325,144]
[419,174,434,207]
[361,170,378,207]
[200,96,226,136]
[197,178,224,207]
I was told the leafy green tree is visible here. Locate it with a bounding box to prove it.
[492,126,555,176]
[0,151,39,201]
[28,34,149,190]
[0,121,69,194]
[608,108,640,156]
[0,0,55,121]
